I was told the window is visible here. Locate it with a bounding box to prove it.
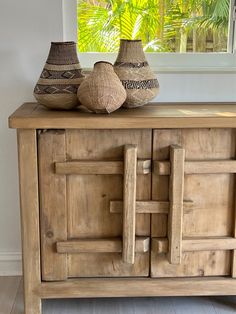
[77,0,233,53]
[64,0,236,71]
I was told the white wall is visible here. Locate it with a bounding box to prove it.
[0,0,236,275]
[0,0,64,275]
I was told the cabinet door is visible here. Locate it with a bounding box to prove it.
[38,129,152,280]
[151,129,236,278]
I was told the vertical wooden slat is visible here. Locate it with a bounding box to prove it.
[38,130,67,281]
[232,228,236,276]
[168,145,185,264]
[231,143,236,277]
[232,205,236,277]
[123,144,137,264]
[17,129,42,313]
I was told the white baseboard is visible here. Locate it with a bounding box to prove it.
[0,252,22,276]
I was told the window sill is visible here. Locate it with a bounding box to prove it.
[154,67,236,73]
[82,67,236,75]
[78,52,236,74]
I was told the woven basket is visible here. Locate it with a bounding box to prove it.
[77,61,127,114]
[114,39,160,108]
[34,42,84,110]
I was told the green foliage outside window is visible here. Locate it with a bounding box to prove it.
[77,0,230,52]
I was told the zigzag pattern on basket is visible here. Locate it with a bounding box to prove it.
[34,84,79,95]
[114,62,149,68]
[40,69,83,80]
[121,79,159,90]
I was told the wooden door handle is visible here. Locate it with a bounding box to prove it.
[168,145,185,265]
[56,237,149,254]
[123,144,137,264]
[54,160,151,175]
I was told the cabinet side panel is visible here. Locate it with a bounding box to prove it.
[66,129,151,277]
[38,130,67,281]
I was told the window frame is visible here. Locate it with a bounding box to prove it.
[63,0,236,73]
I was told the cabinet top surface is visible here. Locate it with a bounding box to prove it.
[8,102,236,129]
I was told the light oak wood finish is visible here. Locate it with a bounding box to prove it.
[55,159,151,175]
[2,276,236,314]
[152,237,236,253]
[36,278,236,298]
[50,129,152,278]
[38,130,67,281]
[9,102,236,129]
[17,129,42,313]
[151,129,236,278]
[123,145,137,264]
[109,200,194,214]
[154,159,236,175]
[56,237,150,254]
[10,104,236,313]
[232,147,236,278]
[168,145,185,264]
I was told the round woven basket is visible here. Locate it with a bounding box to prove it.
[114,39,160,108]
[34,42,84,110]
[77,61,127,114]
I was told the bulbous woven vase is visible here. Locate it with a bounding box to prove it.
[34,42,84,110]
[77,61,127,114]
[114,39,160,108]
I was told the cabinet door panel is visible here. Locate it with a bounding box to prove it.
[66,130,151,238]
[39,129,152,280]
[151,128,236,278]
[38,130,68,281]
[151,251,231,277]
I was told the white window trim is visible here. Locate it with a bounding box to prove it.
[63,0,236,73]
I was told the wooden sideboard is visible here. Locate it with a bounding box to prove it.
[9,102,236,314]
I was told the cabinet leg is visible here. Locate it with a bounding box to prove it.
[17,130,42,314]
[24,294,42,314]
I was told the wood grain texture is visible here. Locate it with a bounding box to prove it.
[123,145,137,264]
[57,237,149,254]
[11,103,236,304]
[9,102,236,130]
[65,130,151,277]
[0,276,234,313]
[17,129,42,313]
[55,159,151,175]
[110,200,193,214]
[38,130,67,281]
[154,160,236,175]
[168,145,185,264]
[2,278,236,314]
[153,237,236,253]
[151,251,231,278]
[37,277,236,298]
[151,129,236,278]
[151,130,181,239]
[231,144,236,278]
[1,276,236,314]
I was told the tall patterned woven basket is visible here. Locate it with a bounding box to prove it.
[34,42,84,110]
[114,39,160,108]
